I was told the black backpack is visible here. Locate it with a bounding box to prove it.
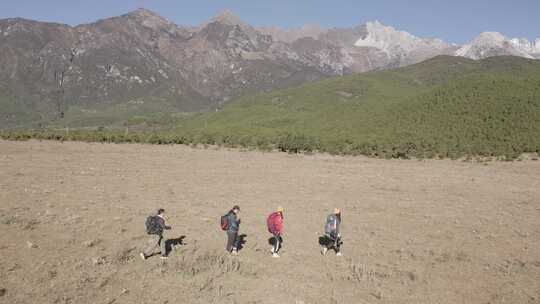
[146,215,162,235]
[220,214,230,231]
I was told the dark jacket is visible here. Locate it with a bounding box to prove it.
[226,211,240,233]
[156,215,171,235]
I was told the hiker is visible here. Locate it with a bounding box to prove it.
[140,208,172,260]
[267,206,284,258]
[221,205,241,254]
[321,208,342,256]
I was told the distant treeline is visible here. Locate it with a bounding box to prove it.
[1,125,537,160]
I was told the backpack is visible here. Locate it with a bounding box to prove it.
[267,212,280,234]
[145,215,161,235]
[324,216,334,235]
[325,214,340,236]
[220,214,230,231]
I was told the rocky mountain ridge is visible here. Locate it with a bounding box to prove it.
[0,9,538,127]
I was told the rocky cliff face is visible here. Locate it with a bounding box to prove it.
[0,10,208,126]
[0,9,538,126]
[0,9,340,125]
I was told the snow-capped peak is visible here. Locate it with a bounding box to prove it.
[476,32,506,43]
[456,32,539,59]
[510,37,540,54]
[355,21,415,53]
[353,21,449,57]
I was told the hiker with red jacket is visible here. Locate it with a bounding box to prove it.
[221,205,241,255]
[267,206,284,258]
[140,208,172,260]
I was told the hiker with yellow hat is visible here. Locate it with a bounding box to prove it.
[267,206,284,258]
[321,208,343,256]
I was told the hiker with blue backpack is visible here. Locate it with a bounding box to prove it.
[140,208,172,260]
[321,208,342,256]
[221,205,241,255]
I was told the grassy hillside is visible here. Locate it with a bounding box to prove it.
[2,56,540,159]
[174,56,540,158]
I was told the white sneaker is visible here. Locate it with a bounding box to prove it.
[321,248,328,256]
[272,253,280,258]
[231,249,238,255]
[336,252,343,257]
[140,253,146,261]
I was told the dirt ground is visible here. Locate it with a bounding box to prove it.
[0,140,539,304]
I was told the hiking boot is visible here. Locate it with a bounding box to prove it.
[336,252,343,257]
[321,247,328,256]
[140,253,147,261]
[272,253,280,258]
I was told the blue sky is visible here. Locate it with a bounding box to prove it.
[0,0,538,44]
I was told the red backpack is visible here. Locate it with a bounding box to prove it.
[267,212,282,234]
[220,214,229,231]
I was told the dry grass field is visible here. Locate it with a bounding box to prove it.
[1,140,539,304]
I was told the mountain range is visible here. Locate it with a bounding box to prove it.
[1,8,539,127]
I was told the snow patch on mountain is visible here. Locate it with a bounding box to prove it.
[353,21,450,58]
[456,32,540,59]
[510,37,540,56]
